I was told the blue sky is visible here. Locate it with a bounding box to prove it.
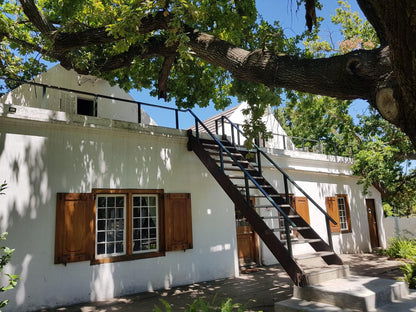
[133,1,370,129]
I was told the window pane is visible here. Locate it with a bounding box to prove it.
[141,197,148,206]
[116,231,123,241]
[107,208,115,219]
[116,196,124,207]
[133,196,141,206]
[116,242,124,253]
[97,243,105,255]
[97,220,106,231]
[133,218,139,228]
[133,208,140,218]
[98,197,106,207]
[141,208,148,217]
[116,208,123,218]
[98,208,106,219]
[107,197,115,207]
[107,243,114,254]
[149,207,156,217]
[97,232,105,243]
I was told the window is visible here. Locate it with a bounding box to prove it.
[132,194,159,253]
[96,194,126,257]
[55,190,192,265]
[337,196,349,231]
[77,98,96,116]
[325,194,351,233]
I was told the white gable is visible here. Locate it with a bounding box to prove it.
[213,102,296,150]
[1,65,156,125]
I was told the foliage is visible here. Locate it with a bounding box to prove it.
[0,182,19,310]
[400,259,416,289]
[153,297,247,312]
[384,237,416,260]
[0,233,19,310]
[277,1,416,215]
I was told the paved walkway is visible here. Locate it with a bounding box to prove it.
[38,254,405,312]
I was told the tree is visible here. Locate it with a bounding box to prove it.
[1,0,416,147]
[276,2,416,216]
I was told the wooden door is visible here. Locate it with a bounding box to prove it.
[366,199,380,248]
[235,198,258,266]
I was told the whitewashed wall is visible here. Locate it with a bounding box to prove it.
[258,149,385,265]
[0,105,237,311]
[1,65,156,125]
[383,217,416,243]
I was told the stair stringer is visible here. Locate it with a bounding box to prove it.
[188,133,308,286]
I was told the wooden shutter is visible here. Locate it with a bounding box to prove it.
[164,193,193,251]
[55,193,94,264]
[326,196,340,232]
[294,197,310,225]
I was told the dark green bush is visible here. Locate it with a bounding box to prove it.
[385,237,416,259]
[400,259,416,289]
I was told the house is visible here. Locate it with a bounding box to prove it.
[0,65,386,311]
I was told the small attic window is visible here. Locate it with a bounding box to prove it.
[77,98,96,117]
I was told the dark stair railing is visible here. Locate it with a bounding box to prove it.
[217,115,338,250]
[187,111,296,228]
[187,110,344,286]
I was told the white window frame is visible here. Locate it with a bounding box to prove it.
[95,194,126,258]
[132,194,159,254]
[337,196,348,231]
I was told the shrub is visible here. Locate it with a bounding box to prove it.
[0,182,19,311]
[153,297,247,312]
[400,259,416,289]
[0,233,19,310]
[385,237,416,259]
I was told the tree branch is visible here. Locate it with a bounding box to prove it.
[19,0,56,38]
[158,54,176,100]
[186,28,391,101]
[58,37,177,74]
[52,11,172,53]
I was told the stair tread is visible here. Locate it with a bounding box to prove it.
[261,214,298,219]
[235,184,272,189]
[272,226,310,232]
[294,251,335,260]
[282,238,322,245]
[255,204,290,208]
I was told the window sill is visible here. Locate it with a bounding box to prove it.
[91,251,165,265]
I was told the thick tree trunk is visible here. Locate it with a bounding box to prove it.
[357,0,416,147]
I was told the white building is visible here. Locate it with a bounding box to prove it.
[0,65,385,311]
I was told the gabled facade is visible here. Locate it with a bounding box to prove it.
[0,66,386,311]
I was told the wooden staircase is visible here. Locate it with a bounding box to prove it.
[187,130,348,286]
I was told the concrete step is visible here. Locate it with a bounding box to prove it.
[278,275,410,312]
[276,290,416,312]
[303,265,350,285]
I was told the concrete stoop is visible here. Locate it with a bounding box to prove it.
[303,265,350,285]
[275,276,416,312]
